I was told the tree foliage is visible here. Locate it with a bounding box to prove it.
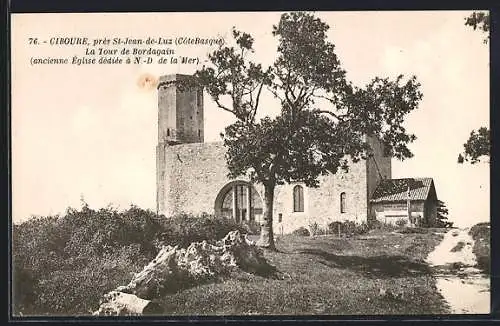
[435,200,453,228]
[189,12,423,249]
[460,13,490,165]
[465,11,490,43]
[457,127,490,164]
[460,11,490,165]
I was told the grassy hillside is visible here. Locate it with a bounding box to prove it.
[12,204,448,316]
[160,230,447,315]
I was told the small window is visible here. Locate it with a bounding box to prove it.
[167,128,170,137]
[340,192,347,213]
[293,185,304,212]
[197,90,203,105]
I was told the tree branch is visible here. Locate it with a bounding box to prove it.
[214,98,236,115]
[252,82,264,121]
[317,110,345,122]
[268,86,284,102]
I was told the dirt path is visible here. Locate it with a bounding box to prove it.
[425,228,490,314]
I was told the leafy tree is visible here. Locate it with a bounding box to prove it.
[457,127,490,164]
[435,200,453,228]
[460,13,490,165]
[190,12,422,250]
[465,11,490,43]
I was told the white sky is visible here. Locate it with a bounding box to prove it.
[11,11,490,227]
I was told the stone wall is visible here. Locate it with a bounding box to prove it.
[159,141,377,234]
[366,137,392,198]
[273,159,369,234]
[158,142,241,217]
[157,74,203,144]
[366,136,392,221]
[174,87,203,143]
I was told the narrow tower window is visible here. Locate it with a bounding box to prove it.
[197,90,203,105]
[293,185,304,212]
[167,128,170,137]
[340,192,347,213]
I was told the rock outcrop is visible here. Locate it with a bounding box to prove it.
[93,230,273,316]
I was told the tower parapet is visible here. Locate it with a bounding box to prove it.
[157,74,204,145]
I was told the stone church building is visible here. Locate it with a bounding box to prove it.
[156,74,439,234]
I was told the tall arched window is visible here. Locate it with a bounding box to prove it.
[340,192,347,213]
[293,185,304,212]
[215,181,263,223]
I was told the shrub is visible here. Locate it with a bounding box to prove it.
[367,219,399,232]
[302,222,331,236]
[399,227,429,234]
[469,222,490,274]
[450,241,465,252]
[12,205,247,316]
[328,221,343,235]
[327,220,369,237]
[355,222,370,235]
[308,222,320,236]
[157,213,247,248]
[12,263,37,315]
[395,218,408,228]
[292,227,310,236]
[469,222,490,241]
[240,220,261,235]
[343,221,368,236]
[316,227,328,235]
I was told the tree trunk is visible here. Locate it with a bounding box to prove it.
[257,182,276,250]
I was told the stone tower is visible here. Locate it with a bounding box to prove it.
[156,74,204,215]
[157,74,204,145]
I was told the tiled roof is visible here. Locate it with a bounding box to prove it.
[370,177,434,203]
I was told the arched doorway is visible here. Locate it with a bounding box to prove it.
[214,181,263,223]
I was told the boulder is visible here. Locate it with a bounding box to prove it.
[94,230,273,315]
[92,291,163,316]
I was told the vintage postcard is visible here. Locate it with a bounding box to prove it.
[10,11,490,317]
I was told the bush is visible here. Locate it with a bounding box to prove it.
[399,227,429,234]
[367,219,399,232]
[355,222,370,235]
[240,220,261,235]
[395,218,408,228]
[292,227,310,236]
[469,222,490,240]
[450,241,465,252]
[157,213,247,248]
[308,222,320,236]
[327,220,369,237]
[12,205,246,315]
[328,221,342,235]
[469,222,490,274]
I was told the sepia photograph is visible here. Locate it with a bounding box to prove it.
[10,11,490,316]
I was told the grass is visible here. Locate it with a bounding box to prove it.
[450,241,465,253]
[157,228,448,315]
[469,222,490,274]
